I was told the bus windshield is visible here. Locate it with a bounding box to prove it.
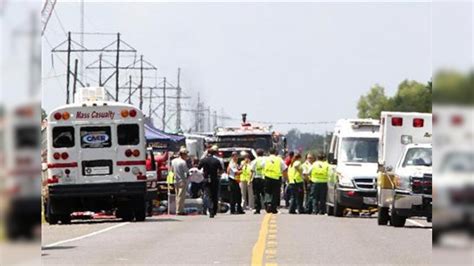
[215,135,273,151]
[339,137,378,163]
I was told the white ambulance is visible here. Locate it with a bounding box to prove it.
[44,88,147,224]
[377,112,432,227]
[326,119,380,217]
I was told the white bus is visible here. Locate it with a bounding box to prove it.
[44,99,148,224]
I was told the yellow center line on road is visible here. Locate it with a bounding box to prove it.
[251,213,279,266]
[251,214,272,266]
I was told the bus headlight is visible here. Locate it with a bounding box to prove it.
[338,174,354,188]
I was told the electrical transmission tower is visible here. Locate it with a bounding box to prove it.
[51,31,137,103]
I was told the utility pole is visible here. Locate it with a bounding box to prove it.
[98,53,102,86]
[128,75,132,104]
[213,110,217,129]
[207,107,211,131]
[80,0,84,82]
[195,93,200,132]
[139,54,144,110]
[72,59,78,102]
[162,77,167,131]
[66,31,71,104]
[176,68,182,131]
[115,33,120,101]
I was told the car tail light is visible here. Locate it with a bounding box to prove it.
[125,149,133,157]
[391,117,403,127]
[53,152,61,160]
[133,149,140,157]
[218,151,224,157]
[129,109,137,117]
[121,109,129,118]
[54,112,62,120]
[413,118,424,128]
[62,112,71,120]
[48,175,59,184]
[61,152,69,160]
[451,115,463,126]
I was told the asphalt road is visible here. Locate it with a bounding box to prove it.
[41,209,435,265]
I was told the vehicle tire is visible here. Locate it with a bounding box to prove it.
[46,200,59,225]
[5,213,21,240]
[59,214,71,225]
[390,209,406,227]
[334,192,344,217]
[427,216,432,223]
[116,206,134,222]
[377,206,390,225]
[134,197,147,222]
[432,231,440,245]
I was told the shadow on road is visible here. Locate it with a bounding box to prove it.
[42,245,76,251]
[404,225,432,230]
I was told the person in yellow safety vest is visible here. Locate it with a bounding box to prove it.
[166,169,175,184]
[262,147,287,214]
[309,153,330,215]
[250,149,266,214]
[302,153,316,214]
[288,153,305,214]
[239,152,254,210]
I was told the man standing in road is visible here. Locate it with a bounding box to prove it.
[227,152,245,214]
[250,149,266,214]
[198,147,223,218]
[171,148,190,215]
[263,148,287,214]
[309,153,330,215]
[302,153,315,214]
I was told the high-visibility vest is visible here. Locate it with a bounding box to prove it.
[253,157,265,178]
[166,170,175,184]
[310,160,329,183]
[240,161,252,182]
[288,161,304,184]
[264,155,282,179]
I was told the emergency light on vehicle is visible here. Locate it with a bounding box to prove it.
[413,118,424,128]
[391,117,403,127]
[120,109,138,118]
[54,112,71,120]
[451,115,463,126]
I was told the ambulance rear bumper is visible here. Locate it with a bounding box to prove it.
[49,182,147,198]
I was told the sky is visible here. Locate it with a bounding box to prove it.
[41,1,435,133]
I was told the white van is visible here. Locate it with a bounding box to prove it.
[377,112,432,227]
[326,119,380,217]
[44,93,147,224]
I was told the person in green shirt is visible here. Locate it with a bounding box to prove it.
[288,153,305,214]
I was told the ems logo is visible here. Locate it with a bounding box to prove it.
[83,133,109,144]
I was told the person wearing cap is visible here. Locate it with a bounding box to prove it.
[250,149,266,214]
[227,151,244,214]
[198,147,223,218]
[171,147,190,215]
[239,152,254,210]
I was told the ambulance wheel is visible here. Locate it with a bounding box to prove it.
[377,206,390,225]
[390,209,406,227]
[334,193,344,217]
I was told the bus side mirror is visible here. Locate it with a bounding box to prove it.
[328,153,337,165]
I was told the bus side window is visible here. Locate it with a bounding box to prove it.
[118,124,139,145]
[52,126,75,148]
